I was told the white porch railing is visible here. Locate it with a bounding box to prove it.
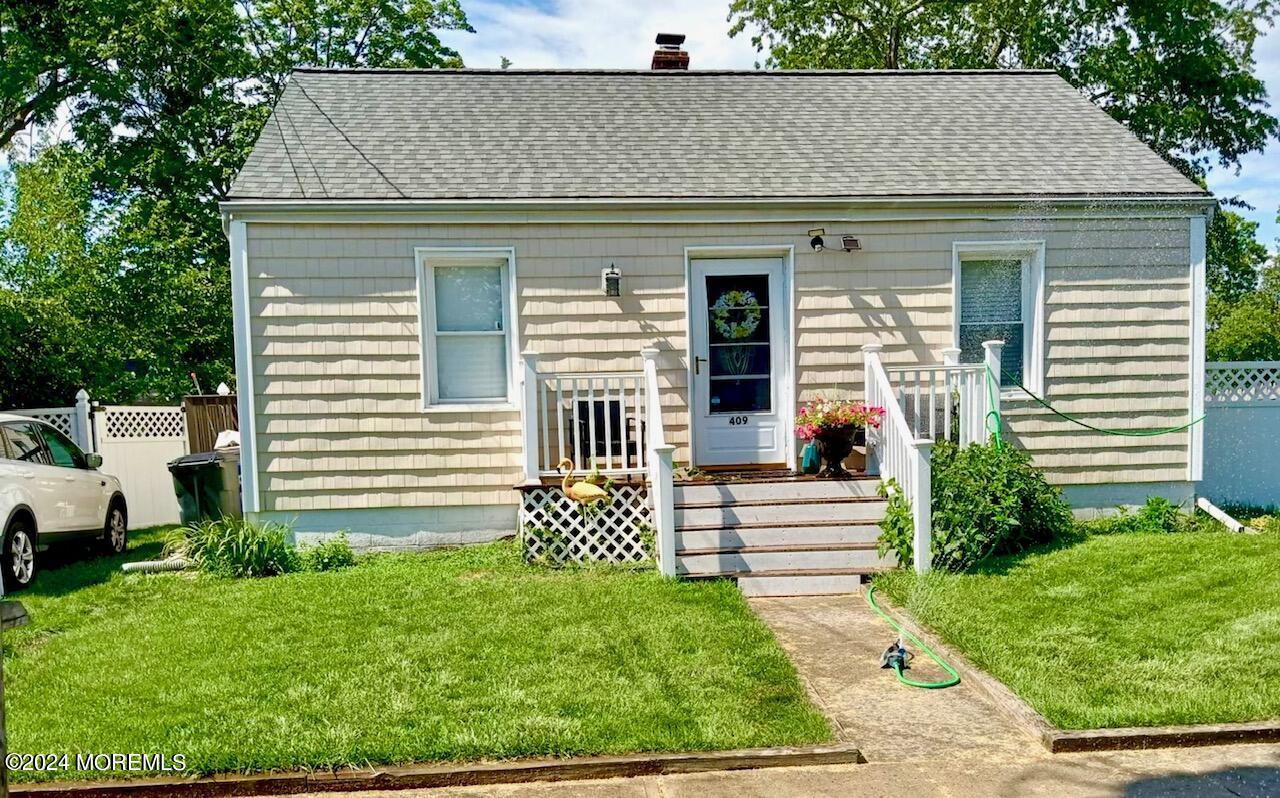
[521,353,650,479]
[864,340,1004,574]
[885,343,1005,446]
[518,350,676,576]
[863,343,934,574]
[642,349,676,577]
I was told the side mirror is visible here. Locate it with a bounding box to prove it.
[85,452,103,469]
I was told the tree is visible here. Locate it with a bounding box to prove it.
[1207,257,1280,361]
[0,0,472,407]
[728,0,1278,180]
[1207,202,1271,303]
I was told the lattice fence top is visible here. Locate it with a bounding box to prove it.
[520,484,653,566]
[101,406,187,440]
[1206,362,1280,404]
[9,409,74,438]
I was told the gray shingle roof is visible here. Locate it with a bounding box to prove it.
[227,69,1206,202]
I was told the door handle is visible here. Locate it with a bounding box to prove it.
[18,471,34,480]
[695,356,707,375]
[64,474,76,482]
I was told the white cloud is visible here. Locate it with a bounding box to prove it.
[440,0,759,69]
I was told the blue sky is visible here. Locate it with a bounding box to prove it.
[441,0,1280,249]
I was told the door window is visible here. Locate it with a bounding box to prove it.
[705,274,772,414]
[39,425,87,469]
[1,423,52,465]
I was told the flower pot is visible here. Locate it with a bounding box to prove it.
[814,424,857,479]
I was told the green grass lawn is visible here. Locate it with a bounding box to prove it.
[5,529,830,782]
[876,527,1280,730]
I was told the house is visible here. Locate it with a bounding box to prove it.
[221,36,1212,593]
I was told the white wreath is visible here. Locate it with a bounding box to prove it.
[711,290,761,341]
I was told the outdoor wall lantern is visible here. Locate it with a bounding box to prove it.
[808,228,862,252]
[602,263,622,296]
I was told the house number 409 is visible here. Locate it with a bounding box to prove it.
[727,415,749,425]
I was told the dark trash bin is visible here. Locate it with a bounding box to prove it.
[168,448,241,524]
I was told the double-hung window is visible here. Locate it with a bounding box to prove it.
[417,249,515,406]
[953,242,1045,394]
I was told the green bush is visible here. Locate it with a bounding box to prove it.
[165,518,300,578]
[300,534,356,572]
[1078,497,1220,535]
[878,439,1071,572]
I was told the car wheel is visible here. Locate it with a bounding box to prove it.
[102,504,128,554]
[3,518,37,591]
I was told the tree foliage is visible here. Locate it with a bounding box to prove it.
[728,0,1278,179]
[0,0,470,406]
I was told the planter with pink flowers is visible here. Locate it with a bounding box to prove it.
[795,398,886,479]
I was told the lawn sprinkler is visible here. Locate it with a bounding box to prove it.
[880,639,911,672]
[866,585,960,689]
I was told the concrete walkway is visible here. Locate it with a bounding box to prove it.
[265,594,1280,797]
[750,593,1034,763]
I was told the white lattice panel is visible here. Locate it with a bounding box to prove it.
[1206,362,1280,404]
[9,408,75,438]
[520,484,653,565]
[101,406,186,440]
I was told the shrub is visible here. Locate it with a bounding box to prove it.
[878,439,1072,572]
[1078,497,1219,535]
[165,518,300,578]
[300,534,356,572]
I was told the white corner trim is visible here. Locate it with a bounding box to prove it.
[951,240,1046,396]
[228,219,260,513]
[413,246,519,410]
[1189,214,1207,482]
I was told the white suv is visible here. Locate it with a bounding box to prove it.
[0,414,128,590]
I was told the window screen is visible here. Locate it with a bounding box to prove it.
[959,258,1024,381]
[431,264,508,401]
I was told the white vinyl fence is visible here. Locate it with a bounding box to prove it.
[6,391,188,527]
[1202,362,1280,509]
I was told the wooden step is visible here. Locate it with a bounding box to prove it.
[675,499,886,528]
[676,547,891,576]
[675,524,883,552]
[738,573,868,597]
[674,478,880,505]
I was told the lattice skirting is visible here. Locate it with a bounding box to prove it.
[519,484,653,565]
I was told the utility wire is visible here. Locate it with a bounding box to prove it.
[292,79,408,199]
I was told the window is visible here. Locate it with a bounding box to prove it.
[953,242,1045,394]
[1,423,51,465]
[39,425,87,468]
[417,249,515,406]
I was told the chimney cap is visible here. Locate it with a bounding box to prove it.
[655,33,686,48]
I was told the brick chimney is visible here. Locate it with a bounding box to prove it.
[651,33,689,70]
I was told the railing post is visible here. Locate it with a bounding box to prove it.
[982,340,1004,444]
[653,444,677,577]
[912,439,933,574]
[861,342,884,475]
[941,347,960,367]
[520,351,540,486]
[73,389,93,452]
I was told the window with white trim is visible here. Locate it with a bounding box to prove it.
[418,251,513,405]
[953,242,1045,393]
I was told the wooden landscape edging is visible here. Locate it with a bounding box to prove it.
[872,593,1280,754]
[10,743,865,798]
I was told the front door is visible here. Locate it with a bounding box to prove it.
[690,257,788,467]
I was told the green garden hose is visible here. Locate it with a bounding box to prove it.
[866,585,961,689]
[981,364,1203,439]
